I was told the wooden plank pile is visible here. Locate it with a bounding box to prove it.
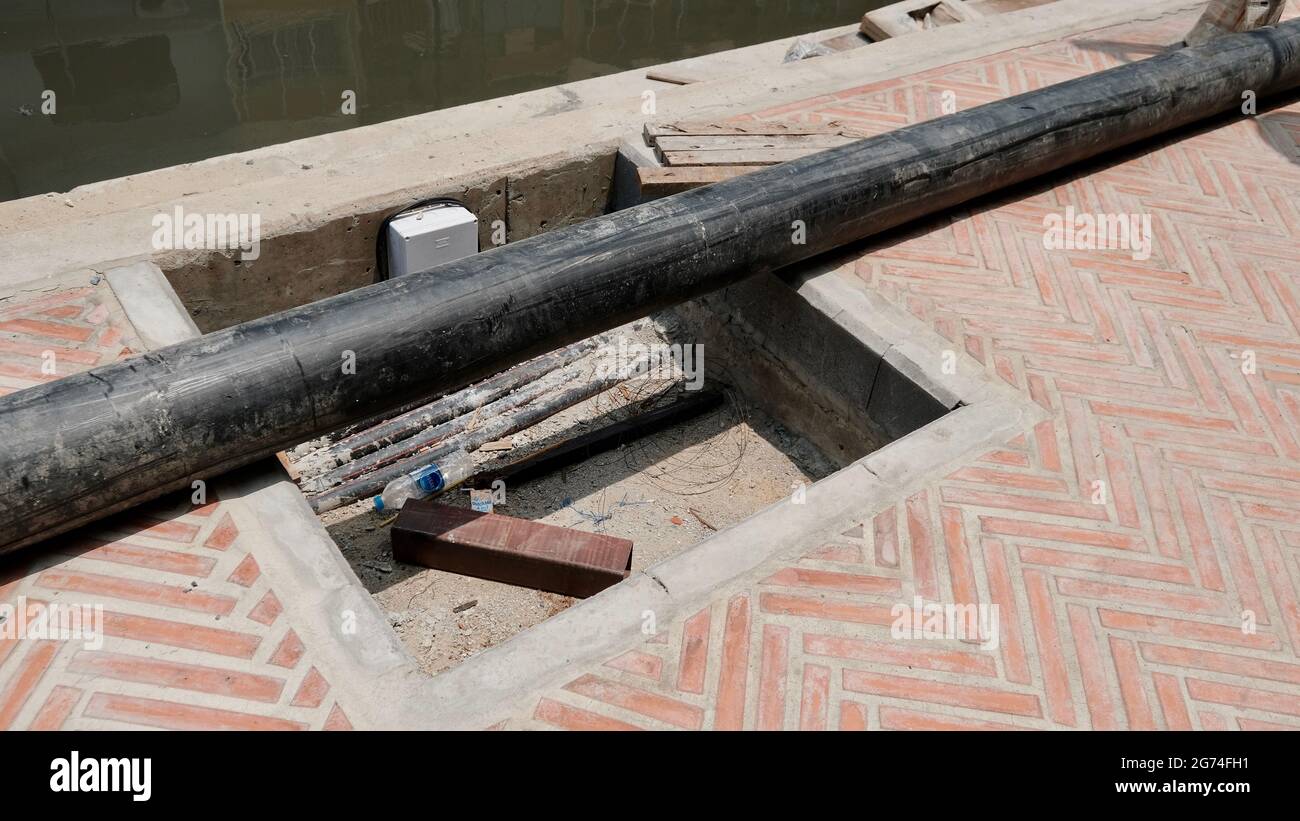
[636,120,860,199]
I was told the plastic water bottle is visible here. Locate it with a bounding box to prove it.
[373,448,474,512]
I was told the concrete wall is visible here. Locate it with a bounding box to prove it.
[161,151,614,331]
[670,266,954,468]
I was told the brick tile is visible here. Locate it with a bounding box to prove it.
[564,674,703,730]
[68,651,285,703]
[291,667,330,708]
[533,698,642,731]
[84,693,308,731]
[714,595,751,730]
[843,669,1042,717]
[756,625,789,731]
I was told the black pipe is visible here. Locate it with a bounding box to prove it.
[2,22,1299,555]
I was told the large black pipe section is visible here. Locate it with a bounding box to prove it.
[2,22,1299,555]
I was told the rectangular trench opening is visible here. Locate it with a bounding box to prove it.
[158,150,956,677]
[281,271,950,676]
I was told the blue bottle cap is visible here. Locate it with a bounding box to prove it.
[373,495,385,512]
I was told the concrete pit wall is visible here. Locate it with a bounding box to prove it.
[159,151,617,332]
[670,268,953,470]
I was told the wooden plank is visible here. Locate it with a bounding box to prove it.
[636,166,756,198]
[654,134,858,152]
[645,69,703,86]
[479,437,515,453]
[392,501,633,599]
[644,121,850,141]
[662,148,829,167]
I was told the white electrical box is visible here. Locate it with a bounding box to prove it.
[385,202,479,278]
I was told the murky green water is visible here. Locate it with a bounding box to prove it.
[0,0,869,202]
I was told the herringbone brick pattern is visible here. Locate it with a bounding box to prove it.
[510,11,1300,730]
[0,284,353,730]
[0,282,142,396]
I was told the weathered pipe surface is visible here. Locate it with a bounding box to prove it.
[2,22,1299,555]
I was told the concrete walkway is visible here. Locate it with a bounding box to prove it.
[3,5,1299,730]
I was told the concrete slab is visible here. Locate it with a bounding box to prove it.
[104,261,200,349]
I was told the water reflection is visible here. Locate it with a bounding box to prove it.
[0,0,863,200]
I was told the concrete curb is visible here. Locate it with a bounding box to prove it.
[105,261,201,349]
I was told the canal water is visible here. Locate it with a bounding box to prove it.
[0,0,872,202]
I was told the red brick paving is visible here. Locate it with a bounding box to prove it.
[516,11,1300,731]
[0,283,353,731]
[0,496,354,730]
[0,283,140,396]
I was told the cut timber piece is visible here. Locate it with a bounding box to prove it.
[654,134,859,152]
[636,166,756,198]
[861,0,983,41]
[645,122,860,166]
[392,501,633,598]
[644,120,852,140]
[645,69,704,86]
[661,148,828,167]
[275,452,301,482]
[296,337,600,477]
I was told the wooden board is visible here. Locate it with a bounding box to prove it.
[636,166,756,198]
[275,451,300,482]
[644,121,860,167]
[392,500,633,599]
[654,134,858,152]
[645,69,703,86]
[644,120,852,140]
[660,148,831,167]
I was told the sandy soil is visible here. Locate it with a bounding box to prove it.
[320,390,833,676]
